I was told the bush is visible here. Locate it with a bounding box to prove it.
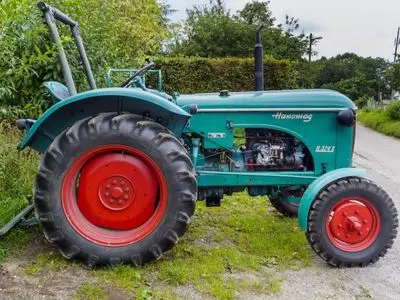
[385,101,400,120]
[354,95,370,109]
[154,56,298,94]
[358,109,400,139]
[0,0,168,110]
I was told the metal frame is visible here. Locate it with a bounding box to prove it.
[38,1,97,95]
[0,202,38,237]
[105,69,163,92]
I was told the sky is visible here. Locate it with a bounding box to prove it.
[167,0,399,61]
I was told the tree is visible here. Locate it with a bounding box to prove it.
[239,1,275,27]
[167,0,308,60]
[311,53,391,100]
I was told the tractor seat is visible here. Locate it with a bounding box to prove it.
[44,81,71,103]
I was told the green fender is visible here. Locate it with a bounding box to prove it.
[298,168,367,231]
[19,87,191,153]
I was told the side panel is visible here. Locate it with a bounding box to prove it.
[185,110,353,175]
[20,88,190,153]
[297,168,367,231]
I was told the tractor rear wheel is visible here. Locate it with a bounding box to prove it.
[34,113,197,267]
[269,197,299,218]
[306,177,398,267]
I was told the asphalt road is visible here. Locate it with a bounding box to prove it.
[266,124,400,300]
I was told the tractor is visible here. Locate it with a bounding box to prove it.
[3,2,398,268]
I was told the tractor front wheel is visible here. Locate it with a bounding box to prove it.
[306,177,398,267]
[34,113,197,267]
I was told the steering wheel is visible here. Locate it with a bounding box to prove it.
[120,58,155,88]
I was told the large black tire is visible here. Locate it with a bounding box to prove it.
[269,197,299,218]
[34,113,197,267]
[306,177,398,267]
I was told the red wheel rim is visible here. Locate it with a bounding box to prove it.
[61,145,168,247]
[325,197,381,252]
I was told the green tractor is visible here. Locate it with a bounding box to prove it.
[6,2,398,268]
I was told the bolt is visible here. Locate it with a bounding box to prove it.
[346,234,351,238]
[110,199,114,203]
[336,233,340,237]
[124,195,129,200]
[112,179,117,185]
[343,211,348,217]
[366,228,370,231]
[125,187,130,192]
[118,200,123,204]
[120,181,125,186]
[355,209,360,215]
[338,224,343,229]
[363,219,368,224]
[106,184,111,189]
[358,231,363,236]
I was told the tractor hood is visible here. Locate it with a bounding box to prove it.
[176,89,356,110]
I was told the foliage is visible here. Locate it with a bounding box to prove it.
[167,0,308,60]
[311,53,390,100]
[385,101,400,120]
[354,95,370,109]
[239,1,275,27]
[154,56,298,94]
[358,109,400,139]
[386,62,400,92]
[0,0,168,109]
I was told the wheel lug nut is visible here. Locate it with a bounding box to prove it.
[112,180,117,185]
[358,231,363,236]
[120,181,125,186]
[106,184,111,189]
[363,219,368,224]
[105,192,110,197]
[336,233,340,237]
[346,234,351,238]
[118,200,123,204]
[355,209,360,215]
[338,224,343,229]
[124,195,128,200]
[125,188,129,192]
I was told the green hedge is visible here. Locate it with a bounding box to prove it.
[153,57,298,94]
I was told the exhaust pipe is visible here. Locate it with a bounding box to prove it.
[254,25,265,91]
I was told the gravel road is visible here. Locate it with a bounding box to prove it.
[269,124,400,300]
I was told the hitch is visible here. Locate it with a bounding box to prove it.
[0,198,38,237]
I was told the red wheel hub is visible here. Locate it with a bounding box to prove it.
[62,145,168,246]
[326,197,381,251]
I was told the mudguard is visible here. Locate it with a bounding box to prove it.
[19,87,191,153]
[298,168,367,231]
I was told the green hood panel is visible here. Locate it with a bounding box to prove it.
[177,89,356,110]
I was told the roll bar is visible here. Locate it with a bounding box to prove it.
[37,1,97,95]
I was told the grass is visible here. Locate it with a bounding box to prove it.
[0,122,40,262]
[358,109,400,139]
[0,123,312,299]
[25,252,70,275]
[73,283,107,300]
[89,194,311,299]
